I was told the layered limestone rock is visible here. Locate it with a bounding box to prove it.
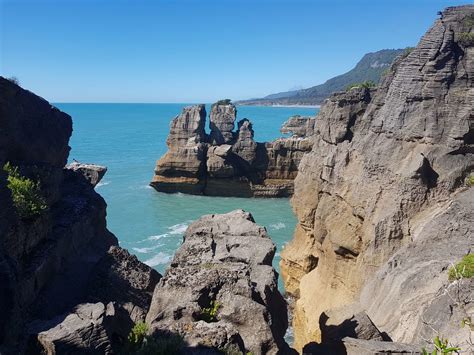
[151,102,315,197]
[280,115,316,138]
[0,77,161,354]
[151,104,208,194]
[280,5,474,352]
[209,101,237,144]
[146,210,291,354]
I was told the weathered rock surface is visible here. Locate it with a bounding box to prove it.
[146,210,291,354]
[280,5,474,352]
[0,77,161,354]
[342,338,423,355]
[66,161,107,187]
[280,115,316,138]
[151,102,315,197]
[151,104,208,194]
[209,101,237,144]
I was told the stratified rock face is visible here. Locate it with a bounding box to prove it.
[0,77,160,354]
[280,5,474,351]
[146,210,290,354]
[151,102,315,197]
[360,189,474,349]
[209,102,237,144]
[151,104,208,194]
[280,115,316,138]
[66,162,107,187]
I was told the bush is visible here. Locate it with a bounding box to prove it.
[421,336,460,354]
[346,80,376,91]
[3,162,48,219]
[123,321,183,355]
[6,76,20,85]
[200,300,220,322]
[448,254,474,281]
[127,321,148,347]
[135,334,183,355]
[458,32,474,47]
[467,175,474,186]
[213,99,232,106]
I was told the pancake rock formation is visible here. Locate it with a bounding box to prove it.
[280,5,474,353]
[0,77,161,354]
[146,210,291,354]
[151,101,315,197]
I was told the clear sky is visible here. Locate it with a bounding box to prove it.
[0,0,470,103]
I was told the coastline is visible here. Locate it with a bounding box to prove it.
[237,103,321,109]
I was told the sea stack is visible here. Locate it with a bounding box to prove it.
[150,102,316,197]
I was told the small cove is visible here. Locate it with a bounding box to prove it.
[57,103,318,290]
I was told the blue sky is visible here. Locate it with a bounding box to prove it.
[0,0,470,102]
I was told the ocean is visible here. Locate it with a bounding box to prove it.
[56,103,318,290]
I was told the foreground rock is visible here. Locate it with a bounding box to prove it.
[280,5,474,352]
[0,77,160,354]
[146,210,291,354]
[151,102,315,197]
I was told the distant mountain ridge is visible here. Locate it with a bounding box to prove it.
[238,49,405,106]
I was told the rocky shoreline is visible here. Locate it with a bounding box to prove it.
[150,102,315,197]
[0,4,473,355]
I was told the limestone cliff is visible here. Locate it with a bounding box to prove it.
[151,102,315,197]
[280,5,474,352]
[0,77,161,354]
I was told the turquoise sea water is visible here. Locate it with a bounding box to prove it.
[56,103,317,289]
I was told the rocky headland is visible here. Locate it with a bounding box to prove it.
[280,5,474,353]
[150,101,315,197]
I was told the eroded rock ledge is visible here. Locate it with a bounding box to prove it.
[146,210,291,354]
[150,102,315,197]
[280,5,474,353]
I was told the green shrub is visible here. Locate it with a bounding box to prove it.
[421,336,460,354]
[448,254,474,281]
[3,162,48,219]
[123,321,183,355]
[6,76,19,85]
[127,321,148,347]
[200,300,220,322]
[458,32,474,47]
[213,99,232,106]
[346,80,376,91]
[467,175,474,186]
[135,334,183,355]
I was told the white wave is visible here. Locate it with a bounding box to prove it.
[148,233,169,241]
[270,222,286,230]
[144,252,171,267]
[95,181,110,188]
[168,222,189,235]
[275,252,280,257]
[132,244,162,254]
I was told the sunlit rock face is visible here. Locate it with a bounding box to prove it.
[151,102,315,197]
[280,5,474,352]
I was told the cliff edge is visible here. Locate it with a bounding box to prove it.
[280,5,474,352]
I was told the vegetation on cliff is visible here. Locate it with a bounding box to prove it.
[3,162,48,219]
[448,254,474,281]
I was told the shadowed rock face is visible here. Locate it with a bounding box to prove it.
[280,5,474,352]
[146,210,291,355]
[0,77,161,354]
[151,102,315,197]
